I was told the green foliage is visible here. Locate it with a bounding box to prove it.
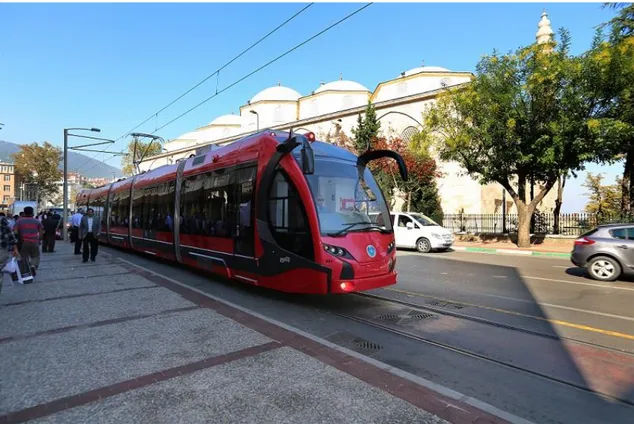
[121,139,163,176]
[11,141,63,200]
[351,101,381,153]
[409,182,444,224]
[582,173,621,216]
[422,29,606,246]
[585,4,634,210]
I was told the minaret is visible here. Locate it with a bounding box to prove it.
[536,10,554,46]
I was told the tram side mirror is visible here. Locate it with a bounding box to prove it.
[301,147,314,174]
[357,150,408,182]
[300,136,315,175]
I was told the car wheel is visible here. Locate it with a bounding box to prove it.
[416,238,432,253]
[587,256,621,282]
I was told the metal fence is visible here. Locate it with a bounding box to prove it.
[442,213,634,236]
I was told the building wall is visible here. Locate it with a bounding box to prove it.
[138,71,558,216]
[0,162,14,211]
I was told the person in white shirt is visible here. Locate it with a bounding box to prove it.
[71,209,84,254]
[78,208,101,263]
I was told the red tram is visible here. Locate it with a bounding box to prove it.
[76,130,408,294]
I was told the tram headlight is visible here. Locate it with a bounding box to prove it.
[323,243,352,259]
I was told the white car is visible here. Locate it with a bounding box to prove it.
[389,212,454,253]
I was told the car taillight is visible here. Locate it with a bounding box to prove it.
[574,237,595,246]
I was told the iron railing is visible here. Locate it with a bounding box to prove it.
[442,213,634,236]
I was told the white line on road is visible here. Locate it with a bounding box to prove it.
[523,275,634,292]
[469,291,634,322]
[552,265,570,269]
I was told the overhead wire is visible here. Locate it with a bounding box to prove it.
[81,2,373,176]
[71,2,315,174]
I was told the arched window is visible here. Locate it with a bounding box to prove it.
[401,126,419,143]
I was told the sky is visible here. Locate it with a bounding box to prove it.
[0,2,623,213]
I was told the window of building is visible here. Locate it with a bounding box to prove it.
[3,195,9,201]
[267,170,313,260]
[401,126,419,143]
[4,175,10,181]
[3,185,10,191]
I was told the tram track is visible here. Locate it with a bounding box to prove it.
[317,292,634,408]
[354,291,634,356]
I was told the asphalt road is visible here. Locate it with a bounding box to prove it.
[101,245,634,424]
[383,249,634,353]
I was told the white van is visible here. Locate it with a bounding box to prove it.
[8,201,38,217]
[389,212,454,253]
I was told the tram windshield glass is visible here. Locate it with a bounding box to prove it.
[303,157,393,236]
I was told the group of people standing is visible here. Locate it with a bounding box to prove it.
[0,206,102,295]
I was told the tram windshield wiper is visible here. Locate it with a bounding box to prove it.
[328,222,382,237]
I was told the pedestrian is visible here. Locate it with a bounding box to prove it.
[0,212,19,297]
[71,209,83,254]
[79,208,101,263]
[13,206,42,277]
[42,213,58,253]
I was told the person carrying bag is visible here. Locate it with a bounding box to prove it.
[0,212,19,296]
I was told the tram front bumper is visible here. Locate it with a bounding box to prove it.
[332,271,397,294]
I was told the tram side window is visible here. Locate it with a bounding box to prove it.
[180,170,236,237]
[139,182,174,232]
[157,181,175,232]
[267,170,314,260]
[115,190,130,227]
[131,189,144,229]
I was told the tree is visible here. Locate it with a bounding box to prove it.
[351,100,381,153]
[11,142,63,206]
[582,173,621,217]
[584,4,634,211]
[121,139,163,176]
[422,30,605,247]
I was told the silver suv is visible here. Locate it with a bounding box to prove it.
[571,224,634,281]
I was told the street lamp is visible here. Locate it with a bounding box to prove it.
[63,127,101,242]
[250,110,259,131]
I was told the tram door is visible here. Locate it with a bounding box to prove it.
[234,165,257,257]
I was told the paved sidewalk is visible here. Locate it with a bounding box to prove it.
[452,242,572,258]
[0,242,530,424]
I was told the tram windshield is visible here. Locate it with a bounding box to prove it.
[303,158,393,236]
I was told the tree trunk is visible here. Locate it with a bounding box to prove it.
[553,174,566,235]
[516,202,532,248]
[621,142,634,214]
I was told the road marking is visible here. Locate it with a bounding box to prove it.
[492,275,507,278]
[523,275,634,292]
[552,265,570,269]
[458,291,634,322]
[386,288,634,341]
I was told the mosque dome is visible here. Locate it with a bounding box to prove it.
[314,80,369,94]
[250,84,302,103]
[207,114,242,126]
[399,66,451,77]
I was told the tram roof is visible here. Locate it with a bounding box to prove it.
[80,129,359,197]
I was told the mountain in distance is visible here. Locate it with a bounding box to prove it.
[0,140,123,179]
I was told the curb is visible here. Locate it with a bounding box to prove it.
[452,246,570,258]
[117,257,536,424]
